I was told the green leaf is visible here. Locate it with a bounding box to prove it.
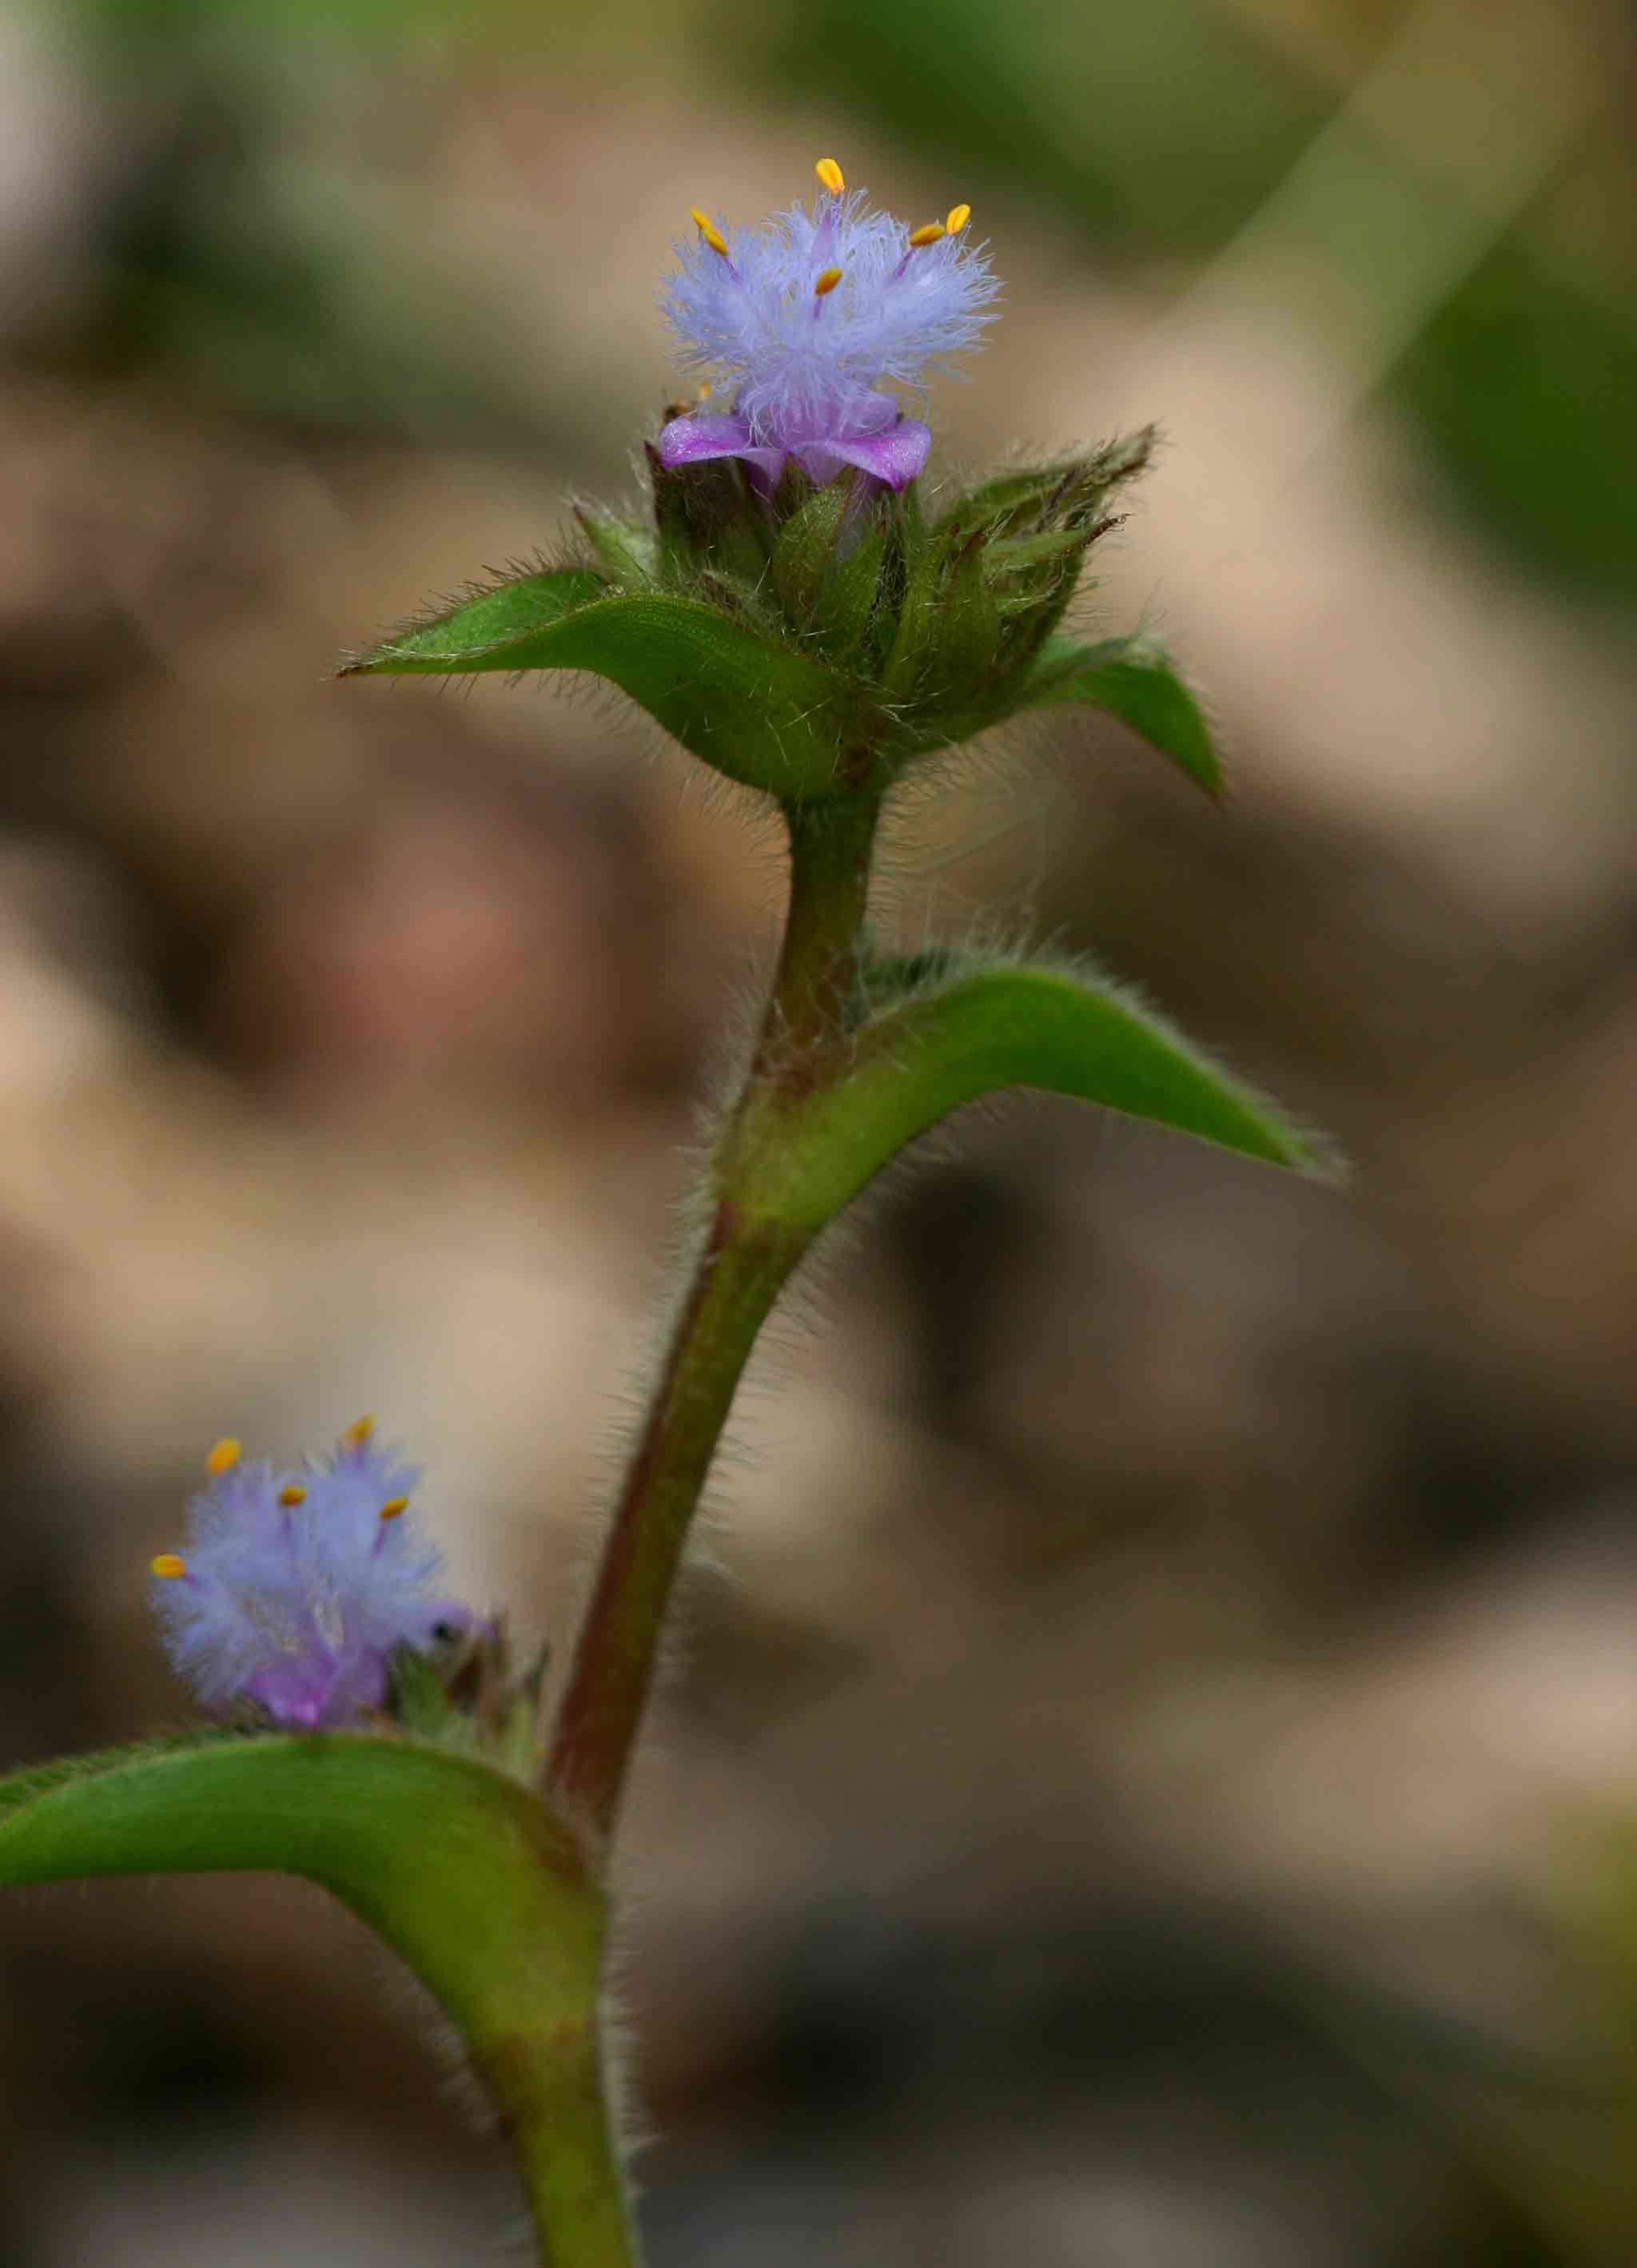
[345,575,875,799]
[1019,634,1223,795]
[0,1735,632,2262]
[744,957,1339,1232]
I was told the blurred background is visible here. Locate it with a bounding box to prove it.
[0,0,1634,2259]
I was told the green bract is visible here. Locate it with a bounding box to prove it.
[342,427,1220,802]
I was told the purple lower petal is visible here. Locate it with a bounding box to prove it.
[656,412,750,458]
[657,412,785,484]
[796,418,932,493]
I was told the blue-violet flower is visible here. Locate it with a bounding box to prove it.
[151,1421,473,1729]
[658,157,998,494]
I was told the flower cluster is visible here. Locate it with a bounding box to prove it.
[658,157,998,493]
[150,1422,473,1730]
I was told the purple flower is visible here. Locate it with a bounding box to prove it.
[658,159,998,495]
[150,1422,474,1730]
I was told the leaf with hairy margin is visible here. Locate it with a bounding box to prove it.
[343,570,878,799]
[745,957,1340,1234]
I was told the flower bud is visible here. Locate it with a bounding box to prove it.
[880,430,1159,750]
[646,435,771,591]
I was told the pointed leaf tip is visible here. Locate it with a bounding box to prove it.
[338,566,609,678]
[1021,635,1223,796]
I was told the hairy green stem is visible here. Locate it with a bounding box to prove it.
[486,2007,632,2268]
[545,791,880,1848]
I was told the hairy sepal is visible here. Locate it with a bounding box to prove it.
[770,472,891,664]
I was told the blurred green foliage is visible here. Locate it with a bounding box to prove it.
[1401,239,1637,602]
[763,0,1324,249]
[754,0,1637,603]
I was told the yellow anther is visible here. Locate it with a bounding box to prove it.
[697,380,713,401]
[379,1497,409,1522]
[279,1484,307,1508]
[151,1554,188,1580]
[813,265,844,296]
[946,202,972,235]
[815,157,846,196]
[341,1415,375,1451]
[690,207,730,258]
[908,221,946,249]
[205,1437,241,1478]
